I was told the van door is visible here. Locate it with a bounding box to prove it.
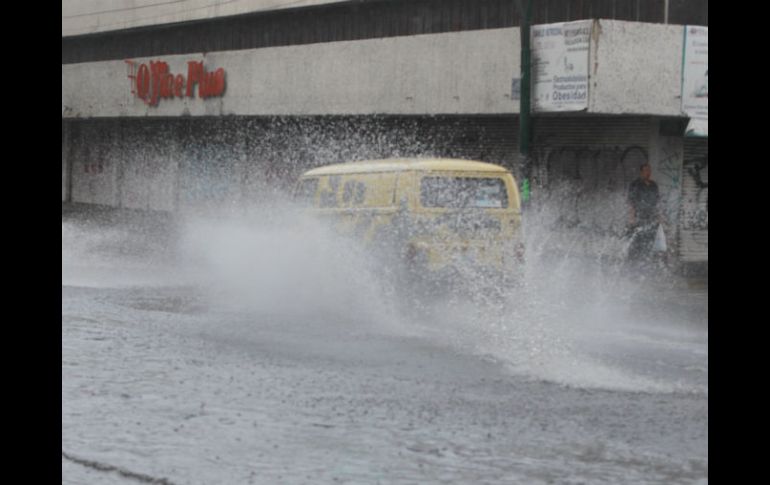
[336,172,398,244]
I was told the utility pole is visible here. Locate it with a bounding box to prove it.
[517,0,533,204]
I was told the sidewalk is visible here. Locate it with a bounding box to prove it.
[646,272,708,324]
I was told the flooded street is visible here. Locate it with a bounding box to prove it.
[62,205,707,484]
[62,1,709,482]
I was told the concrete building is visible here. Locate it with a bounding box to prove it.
[62,0,708,275]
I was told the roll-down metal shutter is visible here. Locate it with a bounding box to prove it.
[413,116,519,171]
[679,138,708,262]
[528,116,652,240]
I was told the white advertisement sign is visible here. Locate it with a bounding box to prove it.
[531,20,592,112]
[682,26,708,137]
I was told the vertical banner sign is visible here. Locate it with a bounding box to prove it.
[531,20,591,112]
[682,26,708,137]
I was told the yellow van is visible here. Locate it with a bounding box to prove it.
[293,158,524,294]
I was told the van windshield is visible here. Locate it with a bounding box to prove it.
[420,176,509,209]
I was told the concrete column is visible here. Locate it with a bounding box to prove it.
[648,117,685,265]
[62,121,71,202]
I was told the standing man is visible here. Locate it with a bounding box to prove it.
[627,163,661,266]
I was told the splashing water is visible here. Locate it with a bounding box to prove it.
[63,189,706,397]
[62,116,705,396]
[177,204,400,328]
[407,210,708,394]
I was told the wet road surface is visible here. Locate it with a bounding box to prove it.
[62,206,707,484]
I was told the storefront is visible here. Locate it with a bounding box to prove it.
[62,14,706,272]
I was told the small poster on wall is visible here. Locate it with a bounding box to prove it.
[682,26,708,137]
[531,20,592,112]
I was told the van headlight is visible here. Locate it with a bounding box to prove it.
[404,243,429,267]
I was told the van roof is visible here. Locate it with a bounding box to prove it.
[300,158,510,177]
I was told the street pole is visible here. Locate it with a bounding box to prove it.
[517,0,533,205]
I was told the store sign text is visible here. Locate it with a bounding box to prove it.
[125,60,226,106]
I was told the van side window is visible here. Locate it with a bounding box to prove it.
[342,180,356,205]
[421,177,509,208]
[320,190,337,208]
[320,175,341,208]
[294,178,318,204]
[354,182,366,205]
[357,173,395,208]
[342,180,367,207]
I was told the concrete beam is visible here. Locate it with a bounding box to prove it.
[62,22,690,119]
[63,0,350,37]
[588,20,684,116]
[62,28,521,118]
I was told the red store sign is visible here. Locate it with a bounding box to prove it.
[125,59,226,106]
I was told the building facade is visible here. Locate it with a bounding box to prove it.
[62,0,708,273]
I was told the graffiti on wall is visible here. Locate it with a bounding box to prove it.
[528,135,710,264]
[529,143,650,238]
[653,136,685,232]
[682,154,708,231]
[656,143,681,193]
[529,135,693,223]
[680,151,708,261]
